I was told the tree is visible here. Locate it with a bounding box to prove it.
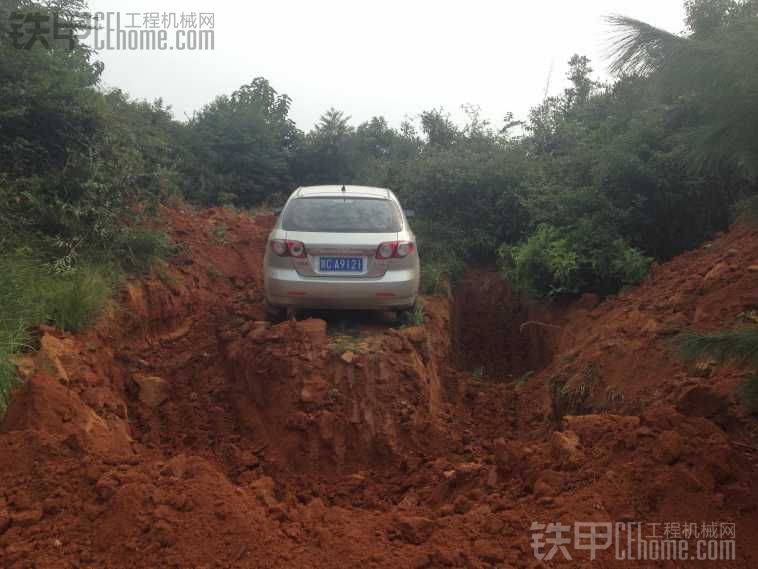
[293,108,355,185]
[684,0,758,36]
[182,77,301,205]
[420,109,458,147]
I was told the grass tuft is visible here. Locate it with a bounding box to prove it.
[46,268,111,332]
[0,224,170,417]
[401,304,426,327]
[673,328,758,368]
[0,322,30,415]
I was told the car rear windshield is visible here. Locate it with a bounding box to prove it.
[281,197,403,233]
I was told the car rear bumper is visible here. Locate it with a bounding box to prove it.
[265,267,418,310]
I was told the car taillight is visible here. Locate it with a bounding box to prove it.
[287,240,306,258]
[270,239,306,258]
[395,241,415,257]
[376,242,396,259]
[375,241,415,259]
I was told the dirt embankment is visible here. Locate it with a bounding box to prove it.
[1,207,757,569]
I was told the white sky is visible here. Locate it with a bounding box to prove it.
[87,0,686,131]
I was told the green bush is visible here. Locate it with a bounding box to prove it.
[110,228,172,274]
[414,219,466,295]
[736,194,758,224]
[498,222,651,298]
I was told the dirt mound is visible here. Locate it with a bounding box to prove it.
[1,207,757,568]
[536,224,758,423]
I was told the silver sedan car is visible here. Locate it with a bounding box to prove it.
[263,185,420,319]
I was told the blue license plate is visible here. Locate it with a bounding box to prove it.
[319,256,363,272]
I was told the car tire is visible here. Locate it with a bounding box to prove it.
[396,302,417,324]
[265,301,285,323]
[285,306,299,321]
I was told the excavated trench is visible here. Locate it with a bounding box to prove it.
[2,208,758,569]
[451,268,564,379]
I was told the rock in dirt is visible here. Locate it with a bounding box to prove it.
[700,262,731,293]
[493,437,521,475]
[576,293,600,310]
[160,453,189,478]
[132,374,171,407]
[35,334,74,383]
[657,313,690,335]
[402,326,427,345]
[564,414,639,445]
[473,539,506,564]
[0,509,11,535]
[268,504,289,522]
[300,375,328,404]
[10,508,42,528]
[295,319,327,343]
[676,385,730,419]
[453,495,472,514]
[394,515,437,544]
[340,351,355,364]
[239,450,259,468]
[95,473,120,501]
[153,519,176,547]
[250,476,278,508]
[550,430,585,468]
[656,430,684,464]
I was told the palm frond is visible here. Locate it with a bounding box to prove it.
[606,15,689,76]
[607,14,758,176]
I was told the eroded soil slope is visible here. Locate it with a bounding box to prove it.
[1,207,757,569]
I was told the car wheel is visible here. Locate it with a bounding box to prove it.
[396,302,417,325]
[285,306,299,321]
[265,301,285,323]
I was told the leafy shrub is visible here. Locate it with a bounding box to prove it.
[736,194,758,224]
[419,260,454,295]
[211,222,228,244]
[499,222,651,298]
[414,219,466,295]
[110,228,172,274]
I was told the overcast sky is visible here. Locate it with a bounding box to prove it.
[86,0,686,131]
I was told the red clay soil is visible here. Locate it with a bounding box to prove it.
[1,206,757,568]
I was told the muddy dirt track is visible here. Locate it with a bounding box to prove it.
[1,206,757,568]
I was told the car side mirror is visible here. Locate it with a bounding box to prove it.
[273,207,283,217]
[404,209,416,219]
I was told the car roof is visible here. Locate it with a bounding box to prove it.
[294,185,393,199]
